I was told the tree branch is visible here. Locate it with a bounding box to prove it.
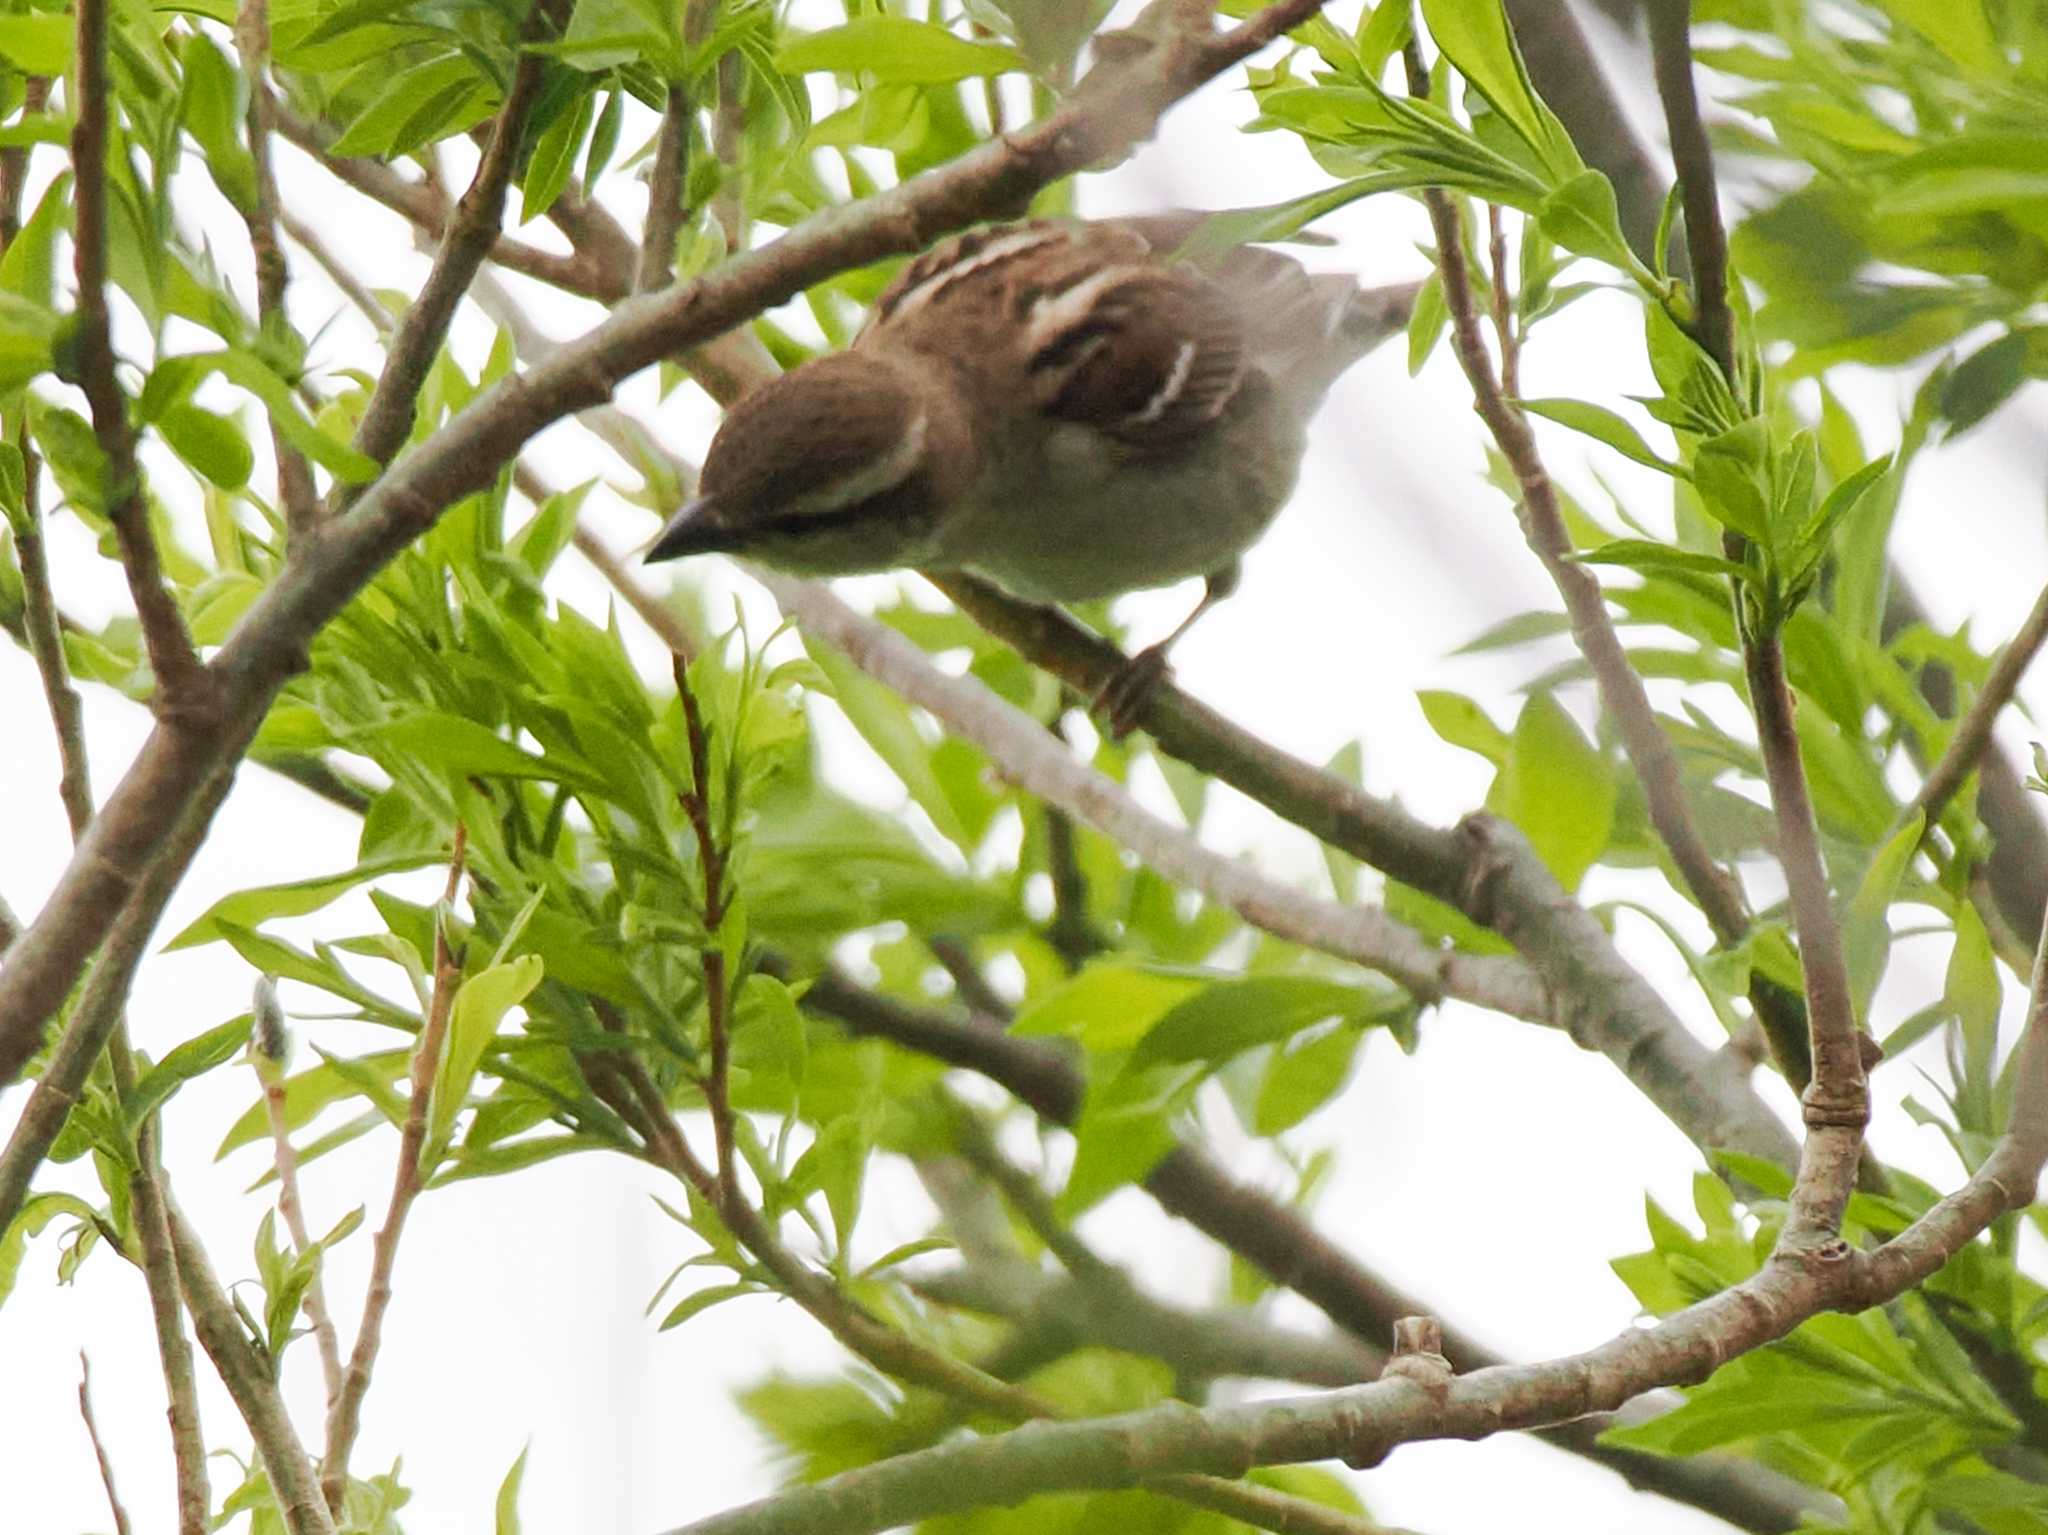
[0,0,1356,1208]
[68,0,211,713]
[232,0,319,536]
[0,763,237,1236]
[77,1355,134,1535]
[637,86,692,294]
[761,573,1548,1019]
[252,975,345,1405]
[1900,577,2048,848]
[321,830,466,1510]
[928,575,1798,1167]
[15,442,92,836]
[1643,0,1734,379]
[168,1204,335,1535]
[122,1109,212,1535]
[797,971,1825,1532]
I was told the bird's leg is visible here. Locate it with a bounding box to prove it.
[1093,564,1240,739]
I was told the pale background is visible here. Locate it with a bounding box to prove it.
[4,5,2046,1531]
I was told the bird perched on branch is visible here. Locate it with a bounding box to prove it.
[645,214,1416,729]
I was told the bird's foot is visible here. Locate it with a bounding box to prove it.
[1092,644,1172,740]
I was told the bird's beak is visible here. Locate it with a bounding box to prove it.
[643,494,731,563]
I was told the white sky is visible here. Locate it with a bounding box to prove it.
[5,6,2048,1533]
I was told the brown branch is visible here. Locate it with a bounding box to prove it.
[1643,0,1734,379]
[232,0,319,536]
[0,75,49,245]
[671,656,737,1203]
[658,1010,2048,1535]
[1900,578,2048,847]
[168,1204,335,1535]
[321,827,466,1510]
[16,441,92,836]
[1485,204,1519,400]
[77,1355,134,1535]
[252,974,345,1404]
[0,0,1336,1140]
[334,0,565,496]
[929,574,1798,1166]
[272,106,617,301]
[0,762,237,1237]
[798,969,1824,1532]
[128,1115,211,1535]
[636,86,692,294]
[68,0,211,713]
[762,573,1552,1018]
[1744,636,1868,1241]
[1401,39,1816,1086]
[611,1056,1054,1422]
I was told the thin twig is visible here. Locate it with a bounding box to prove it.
[68,0,212,714]
[252,976,345,1404]
[1643,0,1734,380]
[1398,43,1818,1084]
[636,86,692,293]
[320,826,467,1510]
[1485,204,1519,399]
[232,0,320,535]
[128,1116,211,1535]
[279,208,395,333]
[671,656,738,1205]
[0,75,49,245]
[15,441,93,836]
[330,0,565,501]
[168,1204,335,1535]
[1901,578,2048,846]
[77,1355,134,1535]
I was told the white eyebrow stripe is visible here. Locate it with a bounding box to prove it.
[779,411,930,520]
[1125,340,1198,427]
[883,229,1067,322]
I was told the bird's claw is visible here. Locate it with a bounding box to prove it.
[1093,644,1172,740]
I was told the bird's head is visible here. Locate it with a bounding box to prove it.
[645,352,973,577]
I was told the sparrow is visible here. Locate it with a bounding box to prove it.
[646,214,1416,728]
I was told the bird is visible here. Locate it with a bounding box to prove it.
[645,213,1417,730]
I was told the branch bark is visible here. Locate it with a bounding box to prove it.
[0,0,1328,1082]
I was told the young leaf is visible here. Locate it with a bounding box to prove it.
[1520,397,1684,474]
[776,20,1024,83]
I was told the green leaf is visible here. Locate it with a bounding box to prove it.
[1577,539,1747,581]
[658,1280,759,1331]
[1690,418,1773,545]
[167,853,444,950]
[1869,0,2002,75]
[0,1192,101,1310]
[1011,964,1204,1053]
[156,402,254,489]
[428,954,545,1164]
[494,1446,528,1535]
[1535,171,1639,276]
[1254,1021,1366,1134]
[776,20,1025,84]
[0,173,69,310]
[1417,689,1509,765]
[522,88,595,224]
[1485,692,1615,890]
[1132,976,1395,1069]
[1946,902,1999,1134]
[1521,398,1682,474]
[1406,269,1448,375]
[129,1017,254,1125]
[211,348,380,482]
[0,15,73,74]
[1419,0,1573,175]
[803,633,970,851]
[1843,812,1921,1024]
